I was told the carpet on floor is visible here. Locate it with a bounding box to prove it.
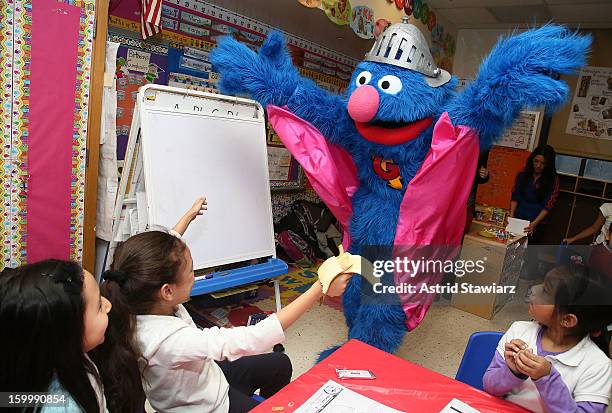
[185,265,343,328]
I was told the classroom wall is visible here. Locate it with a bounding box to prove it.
[453,28,516,78]
[547,29,612,161]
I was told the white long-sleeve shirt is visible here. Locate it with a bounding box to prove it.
[136,304,285,413]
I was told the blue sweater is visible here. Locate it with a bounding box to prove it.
[511,171,560,222]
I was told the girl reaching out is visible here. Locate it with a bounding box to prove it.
[93,197,351,413]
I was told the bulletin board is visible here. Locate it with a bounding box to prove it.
[548,30,612,161]
[476,146,531,210]
[107,0,355,190]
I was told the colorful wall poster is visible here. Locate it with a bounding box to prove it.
[114,40,168,160]
[566,66,612,140]
[350,6,375,39]
[322,0,352,25]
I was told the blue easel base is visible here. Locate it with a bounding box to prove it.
[190,258,288,297]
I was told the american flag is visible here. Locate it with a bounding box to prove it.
[140,0,162,39]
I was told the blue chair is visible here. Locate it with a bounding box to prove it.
[455,331,503,391]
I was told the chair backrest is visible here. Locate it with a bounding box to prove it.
[455,331,504,391]
[251,394,266,403]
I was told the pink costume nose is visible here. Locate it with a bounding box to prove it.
[347,85,380,123]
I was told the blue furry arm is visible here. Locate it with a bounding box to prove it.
[210,31,301,107]
[446,25,591,149]
[210,32,351,142]
[210,32,349,143]
[287,78,353,143]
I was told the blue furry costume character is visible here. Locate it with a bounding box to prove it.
[211,19,590,356]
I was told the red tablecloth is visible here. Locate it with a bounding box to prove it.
[251,339,529,412]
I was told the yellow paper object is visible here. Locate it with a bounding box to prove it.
[317,245,364,294]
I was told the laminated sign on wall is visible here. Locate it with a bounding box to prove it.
[566,66,612,140]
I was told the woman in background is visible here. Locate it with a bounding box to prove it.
[510,145,560,282]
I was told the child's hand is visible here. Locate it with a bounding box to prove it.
[325,273,353,297]
[479,166,488,179]
[186,197,207,222]
[504,339,528,375]
[173,197,208,236]
[515,348,551,380]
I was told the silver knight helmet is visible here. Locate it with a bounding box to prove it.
[365,16,451,88]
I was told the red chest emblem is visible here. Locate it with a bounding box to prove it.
[373,157,403,190]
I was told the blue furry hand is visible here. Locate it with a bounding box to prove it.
[481,25,590,112]
[447,25,591,148]
[210,31,301,107]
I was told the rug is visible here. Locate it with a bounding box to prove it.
[253,265,343,312]
[186,264,344,329]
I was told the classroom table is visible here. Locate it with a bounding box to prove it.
[251,339,530,413]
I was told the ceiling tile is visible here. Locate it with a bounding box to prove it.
[549,3,612,23]
[488,4,552,24]
[546,0,611,4]
[436,7,499,24]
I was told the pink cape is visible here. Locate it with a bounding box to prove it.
[267,106,479,330]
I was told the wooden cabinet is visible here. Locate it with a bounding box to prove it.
[542,174,612,245]
[452,231,527,320]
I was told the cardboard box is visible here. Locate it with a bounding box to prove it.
[451,231,527,319]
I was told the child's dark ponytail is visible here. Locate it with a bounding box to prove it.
[92,271,144,413]
[550,265,612,356]
[91,231,186,412]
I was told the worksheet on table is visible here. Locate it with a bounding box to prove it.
[293,380,403,413]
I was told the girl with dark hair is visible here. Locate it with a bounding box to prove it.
[0,259,112,412]
[510,145,560,280]
[483,265,612,412]
[94,198,350,413]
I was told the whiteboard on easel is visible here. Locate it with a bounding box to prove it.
[137,85,275,269]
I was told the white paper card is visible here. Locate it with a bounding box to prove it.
[439,398,482,413]
[136,191,148,233]
[128,208,139,236]
[294,380,403,413]
[127,49,151,73]
[506,217,530,235]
